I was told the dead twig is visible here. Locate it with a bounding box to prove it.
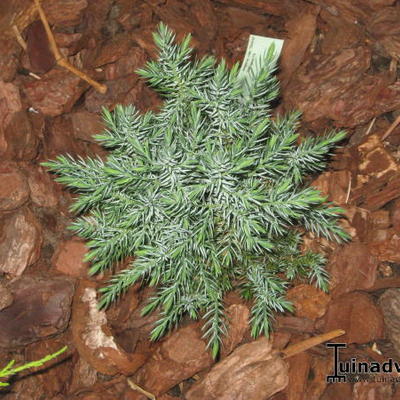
[381,116,400,142]
[127,378,156,400]
[382,115,400,141]
[29,72,41,80]
[33,0,107,94]
[365,117,376,137]
[345,175,351,204]
[389,58,398,81]
[12,24,27,50]
[281,329,345,359]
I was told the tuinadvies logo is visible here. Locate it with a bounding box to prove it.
[326,343,400,383]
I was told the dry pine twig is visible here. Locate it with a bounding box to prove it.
[281,329,345,359]
[382,115,400,141]
[33,0,107,94]
[127,378,156,400]
[125,330,345,399]
[12,24,27,50]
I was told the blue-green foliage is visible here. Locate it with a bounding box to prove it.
[43,23,348,358]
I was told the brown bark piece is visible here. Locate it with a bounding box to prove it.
[379,289,400,357]
[287,284,331,320]
[329,243,378,297]
[134,322,213,396]
[280,8,319,86]
[286,351,312,400]
[186,338,289,400]
[0,276,74,348]
[323,292,384,344]
[0,208,42,276]
[72,280,148,376]
[26,20,55,73]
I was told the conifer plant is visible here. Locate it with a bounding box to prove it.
[43,23,348,357]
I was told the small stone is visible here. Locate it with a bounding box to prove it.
[43,115,82,159]
[0,276,74,348]
[323,292,384,344]
[85,74,139,113]
[0,80,22,128]
[185,337,288,400]
[280,9,318,87]
[0,283,13,310]
[0,165,30,211]
[93,34,133,68]
[286,284,330,320]
[23,68,87,117]
[104,47,147,81]
[0,208,42,276]
[329,243,378,297]
[26,20,55,74]
[42,0,88,27]
[3,110,39,161]
[220,303,250,357]
[27,165,60,208]
[378,289,400,357]
[71,110,104,142]
[134,322,213,396]
[53,237,89,278]
[0,38,21,82]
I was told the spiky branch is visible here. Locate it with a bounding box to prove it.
[43,22,349,357]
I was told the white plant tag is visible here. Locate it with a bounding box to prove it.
[239,34,284,97]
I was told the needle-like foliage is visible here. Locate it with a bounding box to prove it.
[0,347,67,387]
[43,23,348,358]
